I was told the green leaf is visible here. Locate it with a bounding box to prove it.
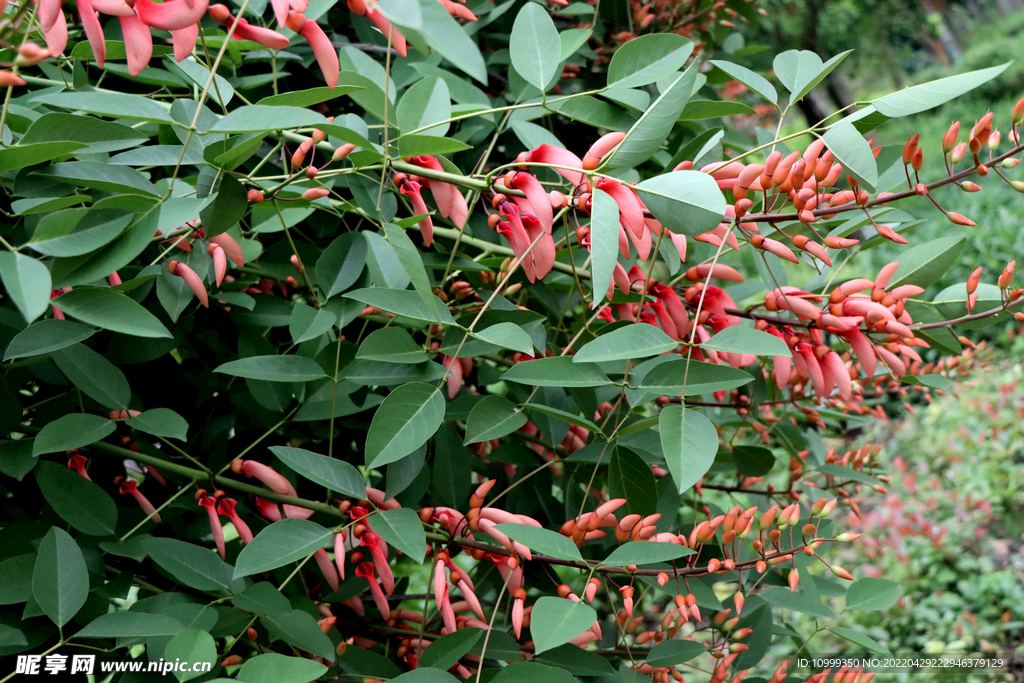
[165,629,217,681]
[522,403,600,433]
[33,414,116,456]
[530,597,597,654]
[289,303,338,344]
[494,523,583,562]
[0,252,51,324]
[199,173,248,238]
[365,383,445,468]
[51,343,130,409]
[234,520,333,579]
[773,50,851,104]
[38,161,160,197]
[232,582,292,616]
[421,628,483,670]
[208,106,329,133]
[236,653,328,683]
[602,541,694,567]
[344,288,454,325]
[126,408,189,441]
[759,587,834,619]
[144,538,235,591]
[269,446,366,499]
[637,359,753,394]
[471,323,534,354]
[589,188,619,308]
[607,35,693,89]
[388,671,460,683]
[0,555,36,605]
[635,171,727,237]
[492,662,579,683]
[29,208,133,257]
[369,507,427,563]
[733,445,775,476]
[0,141,86,172]
[845,578,901,611]
[709,60,777,104]
[21,112,150,153]
[464,395,527,444]
[49,213,164,289]
[873,63,1010,117]
[510,3,561,91]
[317,232,368,300]
[609,447,657,517]
[659,406,717,494]
[397,77,451,136]
[815,464,880,485]
[32,91,176,123]
[77,612,185,638]
[901,373,953,390]
[214,355,328,382]
[501,356,610,387]
[33,527,89,628]
[678,100,754,120]
[645,639,707,667]
[702,327,791,357]
[535,645,614,676]
[559,28,592,62]
[52,287,173,338]
[574,324,678,363]
[34,460,117,536]
[605,65,697,169]
[377,0,422,29]
[888,236,965,289]
[262,609,336,662]
[398,135,471,157]
[258,86,363,108]
[383,224,437,316]
[828,627,892,655]
[357,327,430,363]
[822,120,877,191]
[419,0,487,84]
[547,95,636,131]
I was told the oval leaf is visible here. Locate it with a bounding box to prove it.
[602,541,694,567]
[52,287,172,338]
[659,406,717,494]
[215,355,328,382]
[501,356,610,388]
[32,527,89,628]
[33,413,116,456]
[233,520,333,579]
[845,577,901,611]
[35,461,118,536]
[574,324,678,363]
[493,523,584,562]
[368,507,427,564]
[529,597,597,654]
[510,3,561,92]
[464,396,528,444]
[2,319,95,361]
[702,327,791,357]
[269,446,366,499]
[0,252,51,324]
[365,382,445,469]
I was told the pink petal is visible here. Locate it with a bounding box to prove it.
[77,0,106,67]
[135,0,208,30]
[301,19,339,89]
[170,24,197,63]
[90,0,136,15]
[527,144,584,186]
[119,14,153,76]
[43,10,68,56]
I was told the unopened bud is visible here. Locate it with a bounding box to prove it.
[961,181,980,192]
[303,188,330,201]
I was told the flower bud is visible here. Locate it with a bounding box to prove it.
[910,148,923,171]
[998,260,1015,289]
[951,142,967,164]
[902,134,919,165]
[835,532,861,542]
[961,181,980,192]
[946,212,976,227]
[1013,94,1024,125]
[942,121,959,154]
[247,189,264,203]
[1001,158,1020,169]
[303,188,330,201]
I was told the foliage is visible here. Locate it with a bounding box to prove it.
[1,0,1024,681]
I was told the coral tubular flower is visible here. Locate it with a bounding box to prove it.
[527,144,584,186]
[510,172,553,235]
[207,244,227,287]
[285,11,339,89]
[216,497,254,544]
[314,547,339,592]
[583,132,627,169]
[254,496,283,521]
[67,453,91,480]
[134,0,209,31]
[167,260,208,308]
[356,562,391,619]
[208,233,245,267]
[398,178,433,246]
[210,5,290,49]
[118,478,161,522]
[334,531,347,580]
[360,531,394,595]
[197,493,227,560]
